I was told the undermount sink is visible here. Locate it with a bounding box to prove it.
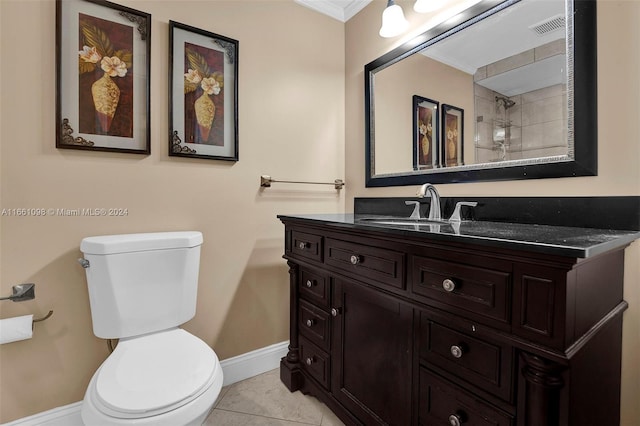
[356,217,451,226]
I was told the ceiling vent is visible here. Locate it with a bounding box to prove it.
[529,14,566,36]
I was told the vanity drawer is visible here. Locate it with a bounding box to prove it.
[299,300,331,351]
[291,230,323,263]
[420,315,514,401]
[419,369,514,426]
[300,336,330,390]
[325,238,405,289]
[299,268,330,308]
[411,255,511,326]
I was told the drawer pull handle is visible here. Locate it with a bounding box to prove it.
[331,307,342,317]
[448,413,465,426]
[298,241,309,250]
[305,279,314,288]
[305,357,314,366]
[306,319,315,327]
[450,344,465,359]
[442,278,456,292]
[350,255,361,265]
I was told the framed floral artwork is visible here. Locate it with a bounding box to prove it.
[412,95,439,170]
[55,0,151,154]
[169,21,239,161]
[441,104,464,167]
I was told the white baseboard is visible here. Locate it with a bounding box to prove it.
[1,402,84,426]
[2,341,289,426]
[219,340,289,386]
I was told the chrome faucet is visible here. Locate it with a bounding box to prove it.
[417,183,441,221]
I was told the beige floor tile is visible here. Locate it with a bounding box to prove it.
[204,409,313,426]
[214,369,324,424]
[319,404,346,426]
[213,385,231,409]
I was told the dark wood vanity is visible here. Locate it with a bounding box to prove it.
[278,213,638,426]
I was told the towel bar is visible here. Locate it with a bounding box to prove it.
[260,175,344,190]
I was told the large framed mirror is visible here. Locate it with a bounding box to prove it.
[365,0,596,186]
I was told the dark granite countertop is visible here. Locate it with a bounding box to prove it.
[277,213,640,258]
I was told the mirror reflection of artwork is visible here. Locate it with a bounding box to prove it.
[78,14,133,137]
[183,43,225,145]
[413,95,439,170]
[368,0,585,184]
[419,108,432,163]
[442,104,463,167]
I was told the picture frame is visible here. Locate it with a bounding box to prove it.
[441,104,464,167]
[56,0,151,154]
[412,95,439,170]
[169,21,239,161]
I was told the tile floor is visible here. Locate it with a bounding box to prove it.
[204,368,345,426]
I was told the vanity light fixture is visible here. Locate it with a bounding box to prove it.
[380,0,451,37]
[379,0,409,38]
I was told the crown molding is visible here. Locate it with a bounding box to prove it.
[294,0,373,22]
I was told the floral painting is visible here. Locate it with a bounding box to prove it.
[56,0,150,154]
[442,104,464,167]
[412,95,439,170]
[183,43,225,145]
[169,21,239,161]
[78,14,133,137]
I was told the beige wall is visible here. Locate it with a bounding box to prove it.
[346,0,640,423]
[0,0,344,422]
[375,53,473,174]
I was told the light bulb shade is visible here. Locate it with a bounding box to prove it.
[413,0,448,13]
[379,1,409,38]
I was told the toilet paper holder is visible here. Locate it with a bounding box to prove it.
[1,283,35,302]
[1,284,54,325]
[33,310,54,325]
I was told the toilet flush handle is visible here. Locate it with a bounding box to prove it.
[77,258,90,268]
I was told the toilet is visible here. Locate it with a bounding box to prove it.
[79,231,223,426]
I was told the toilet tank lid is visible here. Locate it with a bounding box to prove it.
[81,231,203,255]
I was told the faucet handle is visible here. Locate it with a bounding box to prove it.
[405,201,422,220]
[449,202,478,222]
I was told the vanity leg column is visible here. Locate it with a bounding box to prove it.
[519,352,566,426]
[280,261,302,391]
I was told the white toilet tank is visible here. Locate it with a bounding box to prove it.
[80,231,203,339]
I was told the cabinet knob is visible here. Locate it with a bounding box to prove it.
[442,278,456,292]
[306,279,314,288]
[450,344,465,359]
[298,241,308,250]
[331,307,341,317]
[448,413,464,426]
[305,357,314,366]
[306,319,315,327]
[350,255,361,265]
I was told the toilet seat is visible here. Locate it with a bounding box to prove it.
[91,328,219,419]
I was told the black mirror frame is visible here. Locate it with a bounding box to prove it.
[364,0,597,187]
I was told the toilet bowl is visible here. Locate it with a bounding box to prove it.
[79,232,222,426]
[81,329,222,425]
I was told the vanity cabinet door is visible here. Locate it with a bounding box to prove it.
[331,277,413,426]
